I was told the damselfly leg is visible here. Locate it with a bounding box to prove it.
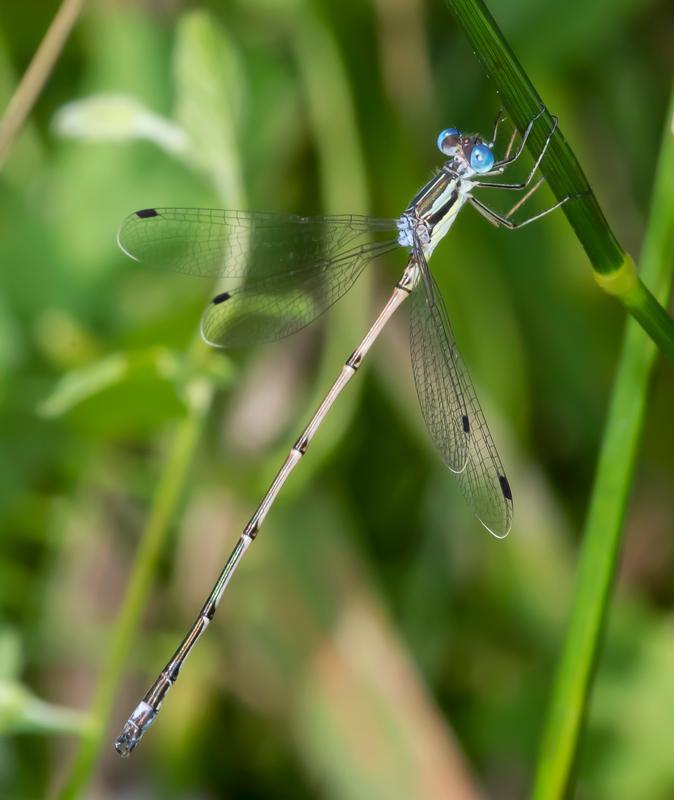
[488,106,507,147]
[473,115,559,189]
[468,192,574,230]
[504,177,546,219]
[467,112,585,228]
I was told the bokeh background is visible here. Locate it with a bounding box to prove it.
[1,0,674,798]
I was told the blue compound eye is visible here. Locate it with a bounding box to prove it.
[437,127,461,155]
[470,143,495,173]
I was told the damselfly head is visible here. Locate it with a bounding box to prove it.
[436,128,495,175]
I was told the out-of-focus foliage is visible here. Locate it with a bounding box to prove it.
[0,1,672,798]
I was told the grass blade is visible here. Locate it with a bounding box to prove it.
[446,0,674,364]
[531,81,674,799]
[56,11,242,797]
[0,0,85,169]
[57,362,214,799]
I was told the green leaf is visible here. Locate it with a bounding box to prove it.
[57,11,246,798]
[173,10,245,200]
[0,627,89,736]
[532,81,674,800]
[53,92,189,156]
[589,619,674,800]
[0,628,22,681]
[0,680,90,736]
[38,347,187,435]
[447,0,674,365]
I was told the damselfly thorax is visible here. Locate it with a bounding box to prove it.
[398,167,469,260]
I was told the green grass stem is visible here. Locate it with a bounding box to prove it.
[446,0,674,364]
[57,11,243,796]
[531,81,674,800]
[57,354,212,799]
[58,6,375,795]
[0,0,85,169]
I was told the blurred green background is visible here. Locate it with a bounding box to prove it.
[1,0,673,798]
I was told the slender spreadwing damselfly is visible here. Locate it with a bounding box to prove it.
[114,108,575,756]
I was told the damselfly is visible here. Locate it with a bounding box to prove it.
[114,108,573,756]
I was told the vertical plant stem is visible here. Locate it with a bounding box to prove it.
[58,350,213,799]
[446,0,674,365]
[531,83,674,800]
[446,0,622,272]
[57,14,243,796]
[0,0,85,169]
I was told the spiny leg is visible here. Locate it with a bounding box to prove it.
[492,106,557,167]
[468,192,577,230]
[502,126,519,163]
[460,178,549,231]
[488,113,523,162]
[505,177,546,219]
[472,115,559,190]
[479,106,547,177]
[113,258,419,757]
[488,106,506,147]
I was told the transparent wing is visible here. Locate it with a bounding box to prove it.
[117,207,399,281]
[410,258,513,537]
[201,239,398,347]
[410,273,470,474]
